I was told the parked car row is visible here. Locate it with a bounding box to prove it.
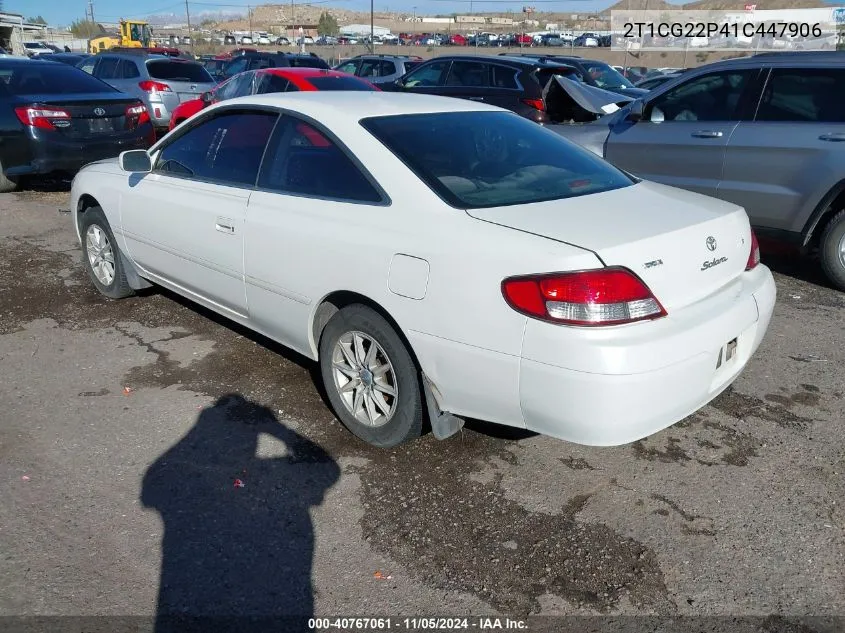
[3,46,842,294]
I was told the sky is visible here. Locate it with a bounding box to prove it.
[12,0,612,27]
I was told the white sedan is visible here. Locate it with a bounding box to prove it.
[70,93,776,448]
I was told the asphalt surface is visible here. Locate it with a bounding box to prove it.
[0,184,843,631]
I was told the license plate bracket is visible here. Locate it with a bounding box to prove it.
[88,118,113,133]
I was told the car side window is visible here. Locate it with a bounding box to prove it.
[256,72,290,94]
[402,60,449,88]
[359,59,381,78]
[79,58,96,74]
[756,68,845,123]
[95,57,119,79]
[250,58,274,71]
[258,116,383,203]
[216,72,253,100]
[648,70,753,122]
[491,64,519,89]
[380,60,396,76]
[223,57,249,77]
[118,59,140,79]
[445,61,490,87]
[336,60,359,75]
[155,110,278,187]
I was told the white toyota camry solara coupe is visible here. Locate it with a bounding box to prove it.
[70,92,776,448]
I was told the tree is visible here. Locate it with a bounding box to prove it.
[70,19,106,38]
[27,15,48,24]
[317,11,339,36]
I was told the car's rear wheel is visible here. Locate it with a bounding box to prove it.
[80,207,134,299]
[820,209,845,291]
[318,304,422,447]
[0,160,19,193]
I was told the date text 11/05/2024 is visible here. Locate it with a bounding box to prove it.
[622,20,823,39]
[308,617,528,630]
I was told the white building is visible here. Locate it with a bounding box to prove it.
[339,24,391,37]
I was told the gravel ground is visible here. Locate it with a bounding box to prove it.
[0,186,842,632]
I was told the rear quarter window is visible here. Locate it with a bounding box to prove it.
[146,60,213,83]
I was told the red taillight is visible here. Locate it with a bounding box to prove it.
[138,80,172,94]
[15,105,71,130]
[745,230,760,271]
[502,267,667,326]
[521,98,545,112]
[125,103,150,126]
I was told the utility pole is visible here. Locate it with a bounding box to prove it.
[248,4,253,40]
[184,0,194,54]
[89,0,96,28]
[370,0,374,54]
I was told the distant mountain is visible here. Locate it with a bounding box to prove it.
[601,0,829,13]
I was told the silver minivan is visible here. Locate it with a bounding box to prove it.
[78,52,216,131]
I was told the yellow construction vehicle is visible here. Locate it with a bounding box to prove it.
[89,19,153,54]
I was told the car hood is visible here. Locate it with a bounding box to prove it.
[545,76,636,116]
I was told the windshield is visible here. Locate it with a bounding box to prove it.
[146,60,214,83]
[0,63,117,95]
[362,111,632,209]
[582,61,634,90]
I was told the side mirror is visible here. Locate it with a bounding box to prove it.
[201,91,213,104]
[393,78,405,89]
[119,149,152,173]
[627,100,644,122]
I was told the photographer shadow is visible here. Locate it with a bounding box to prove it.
[141,394,340,632]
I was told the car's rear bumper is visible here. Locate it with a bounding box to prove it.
[6,126,154,177]
[518,266,776,445]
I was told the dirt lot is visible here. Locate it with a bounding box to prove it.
[0,184,843,631]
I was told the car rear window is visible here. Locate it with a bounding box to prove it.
[0,63,116,95]
[307,76,377,91]
[146,60,213,83]
[362,111,632,209]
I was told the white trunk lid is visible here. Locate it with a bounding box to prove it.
[467,181,752,310]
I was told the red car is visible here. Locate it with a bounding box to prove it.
[168,67,379,131]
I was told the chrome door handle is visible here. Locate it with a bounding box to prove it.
[691,130,723,138]
[819,133,845,142]
[468,96,484,101]
[215,218,235,234]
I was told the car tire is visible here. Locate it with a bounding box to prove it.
[820,209,845,291]
[318,304,423,448]
[0,160,19,193]
[80,206,134,299]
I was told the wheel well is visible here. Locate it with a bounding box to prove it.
[311,291,420,367]
[76,194,100,231]
[806,184,845,250]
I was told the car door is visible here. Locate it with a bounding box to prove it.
[604,69,757,198]
[244,115,388,354]
[397,59,451,95]
[120,108,279,317]
[719,66,845,234]
[442,60,490,103]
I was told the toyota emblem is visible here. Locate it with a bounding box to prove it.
[93,107,106,116]
[706,236,717,251]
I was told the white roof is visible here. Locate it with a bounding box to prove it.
[220,91,500,122]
